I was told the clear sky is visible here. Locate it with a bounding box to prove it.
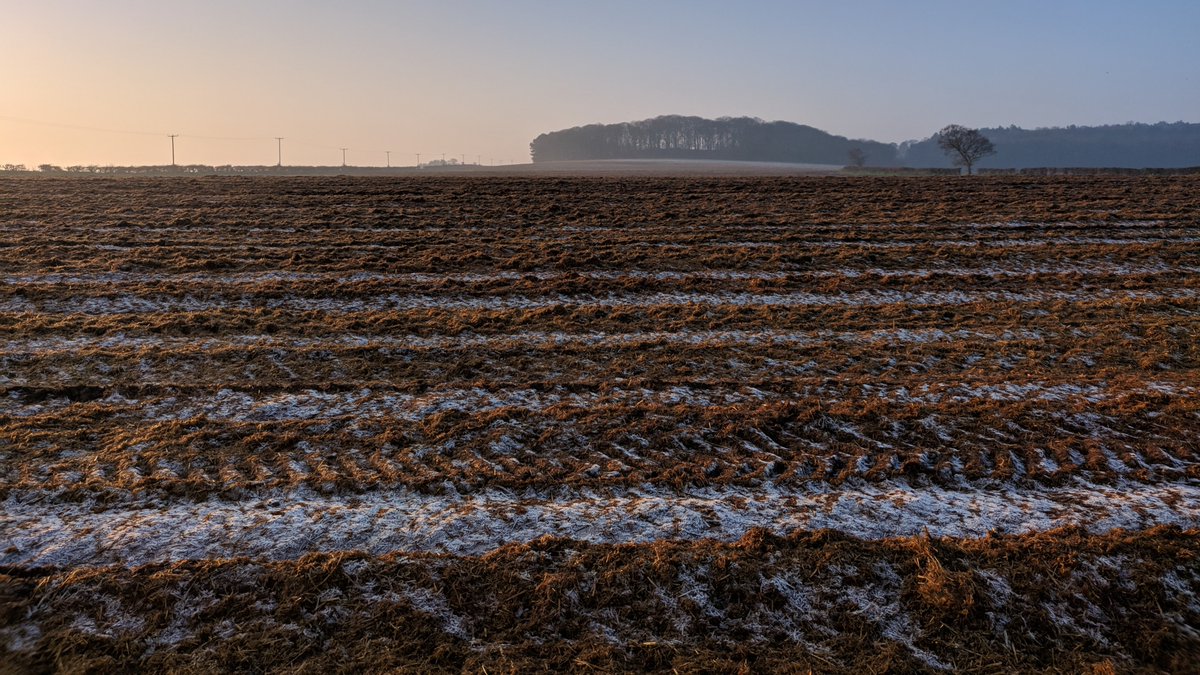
[3,0,1198,167]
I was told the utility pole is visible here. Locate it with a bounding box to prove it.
[385,150,391,168]
[168,134,179,166]
[476,155,481,166]
[441,153,446,164]
[461,154,465,166]
[275,138,284,167]
[341,148,348,167]
[416,153,421,167]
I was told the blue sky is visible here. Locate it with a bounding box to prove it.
[2,0,1197,165]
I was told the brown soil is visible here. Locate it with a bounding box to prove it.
[2,528,1197,673]
[2,175,1199,671]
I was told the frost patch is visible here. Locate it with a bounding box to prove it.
[401,586,470,639]
[0,624,42,653]
[5,480,1200,568]
[841,562,951,670]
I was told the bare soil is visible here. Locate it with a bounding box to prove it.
[2,175,1198,672]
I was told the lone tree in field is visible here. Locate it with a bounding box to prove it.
[936,125,995,175]
[847,147,867,168]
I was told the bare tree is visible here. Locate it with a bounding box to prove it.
[936,125,996,175]
[847,147,867,168]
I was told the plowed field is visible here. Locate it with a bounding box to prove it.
[2,175,1199,672]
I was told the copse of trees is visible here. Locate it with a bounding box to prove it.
[530,116,898,165]
[531,117,1200,169]
[902,121,1200,169]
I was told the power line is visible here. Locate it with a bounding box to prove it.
[3,112,496,168]
[0,113,165,137]
[181,132,272,142]
[0,114,277,143]
[289,138,341,151]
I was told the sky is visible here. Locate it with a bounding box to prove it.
[2,0,1198,167]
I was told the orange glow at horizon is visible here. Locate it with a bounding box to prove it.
[3,1,1198,168]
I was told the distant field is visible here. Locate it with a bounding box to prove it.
[0,158,844,177]
[508,159,843,175]
[2,175,1198,671]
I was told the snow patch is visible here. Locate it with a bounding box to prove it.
[4,480,1200,568]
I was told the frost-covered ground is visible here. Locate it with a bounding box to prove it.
[2,176,1198,672]
[5,480,1200,567]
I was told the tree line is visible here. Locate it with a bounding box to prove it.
[530,117,1200,169]
[901,121,1200,169]
[529,116,894,165]
[0,164,433,176]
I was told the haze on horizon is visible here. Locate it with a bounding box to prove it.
[3,0,1198,168]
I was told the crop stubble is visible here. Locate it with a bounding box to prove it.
[1,175,1198,672]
